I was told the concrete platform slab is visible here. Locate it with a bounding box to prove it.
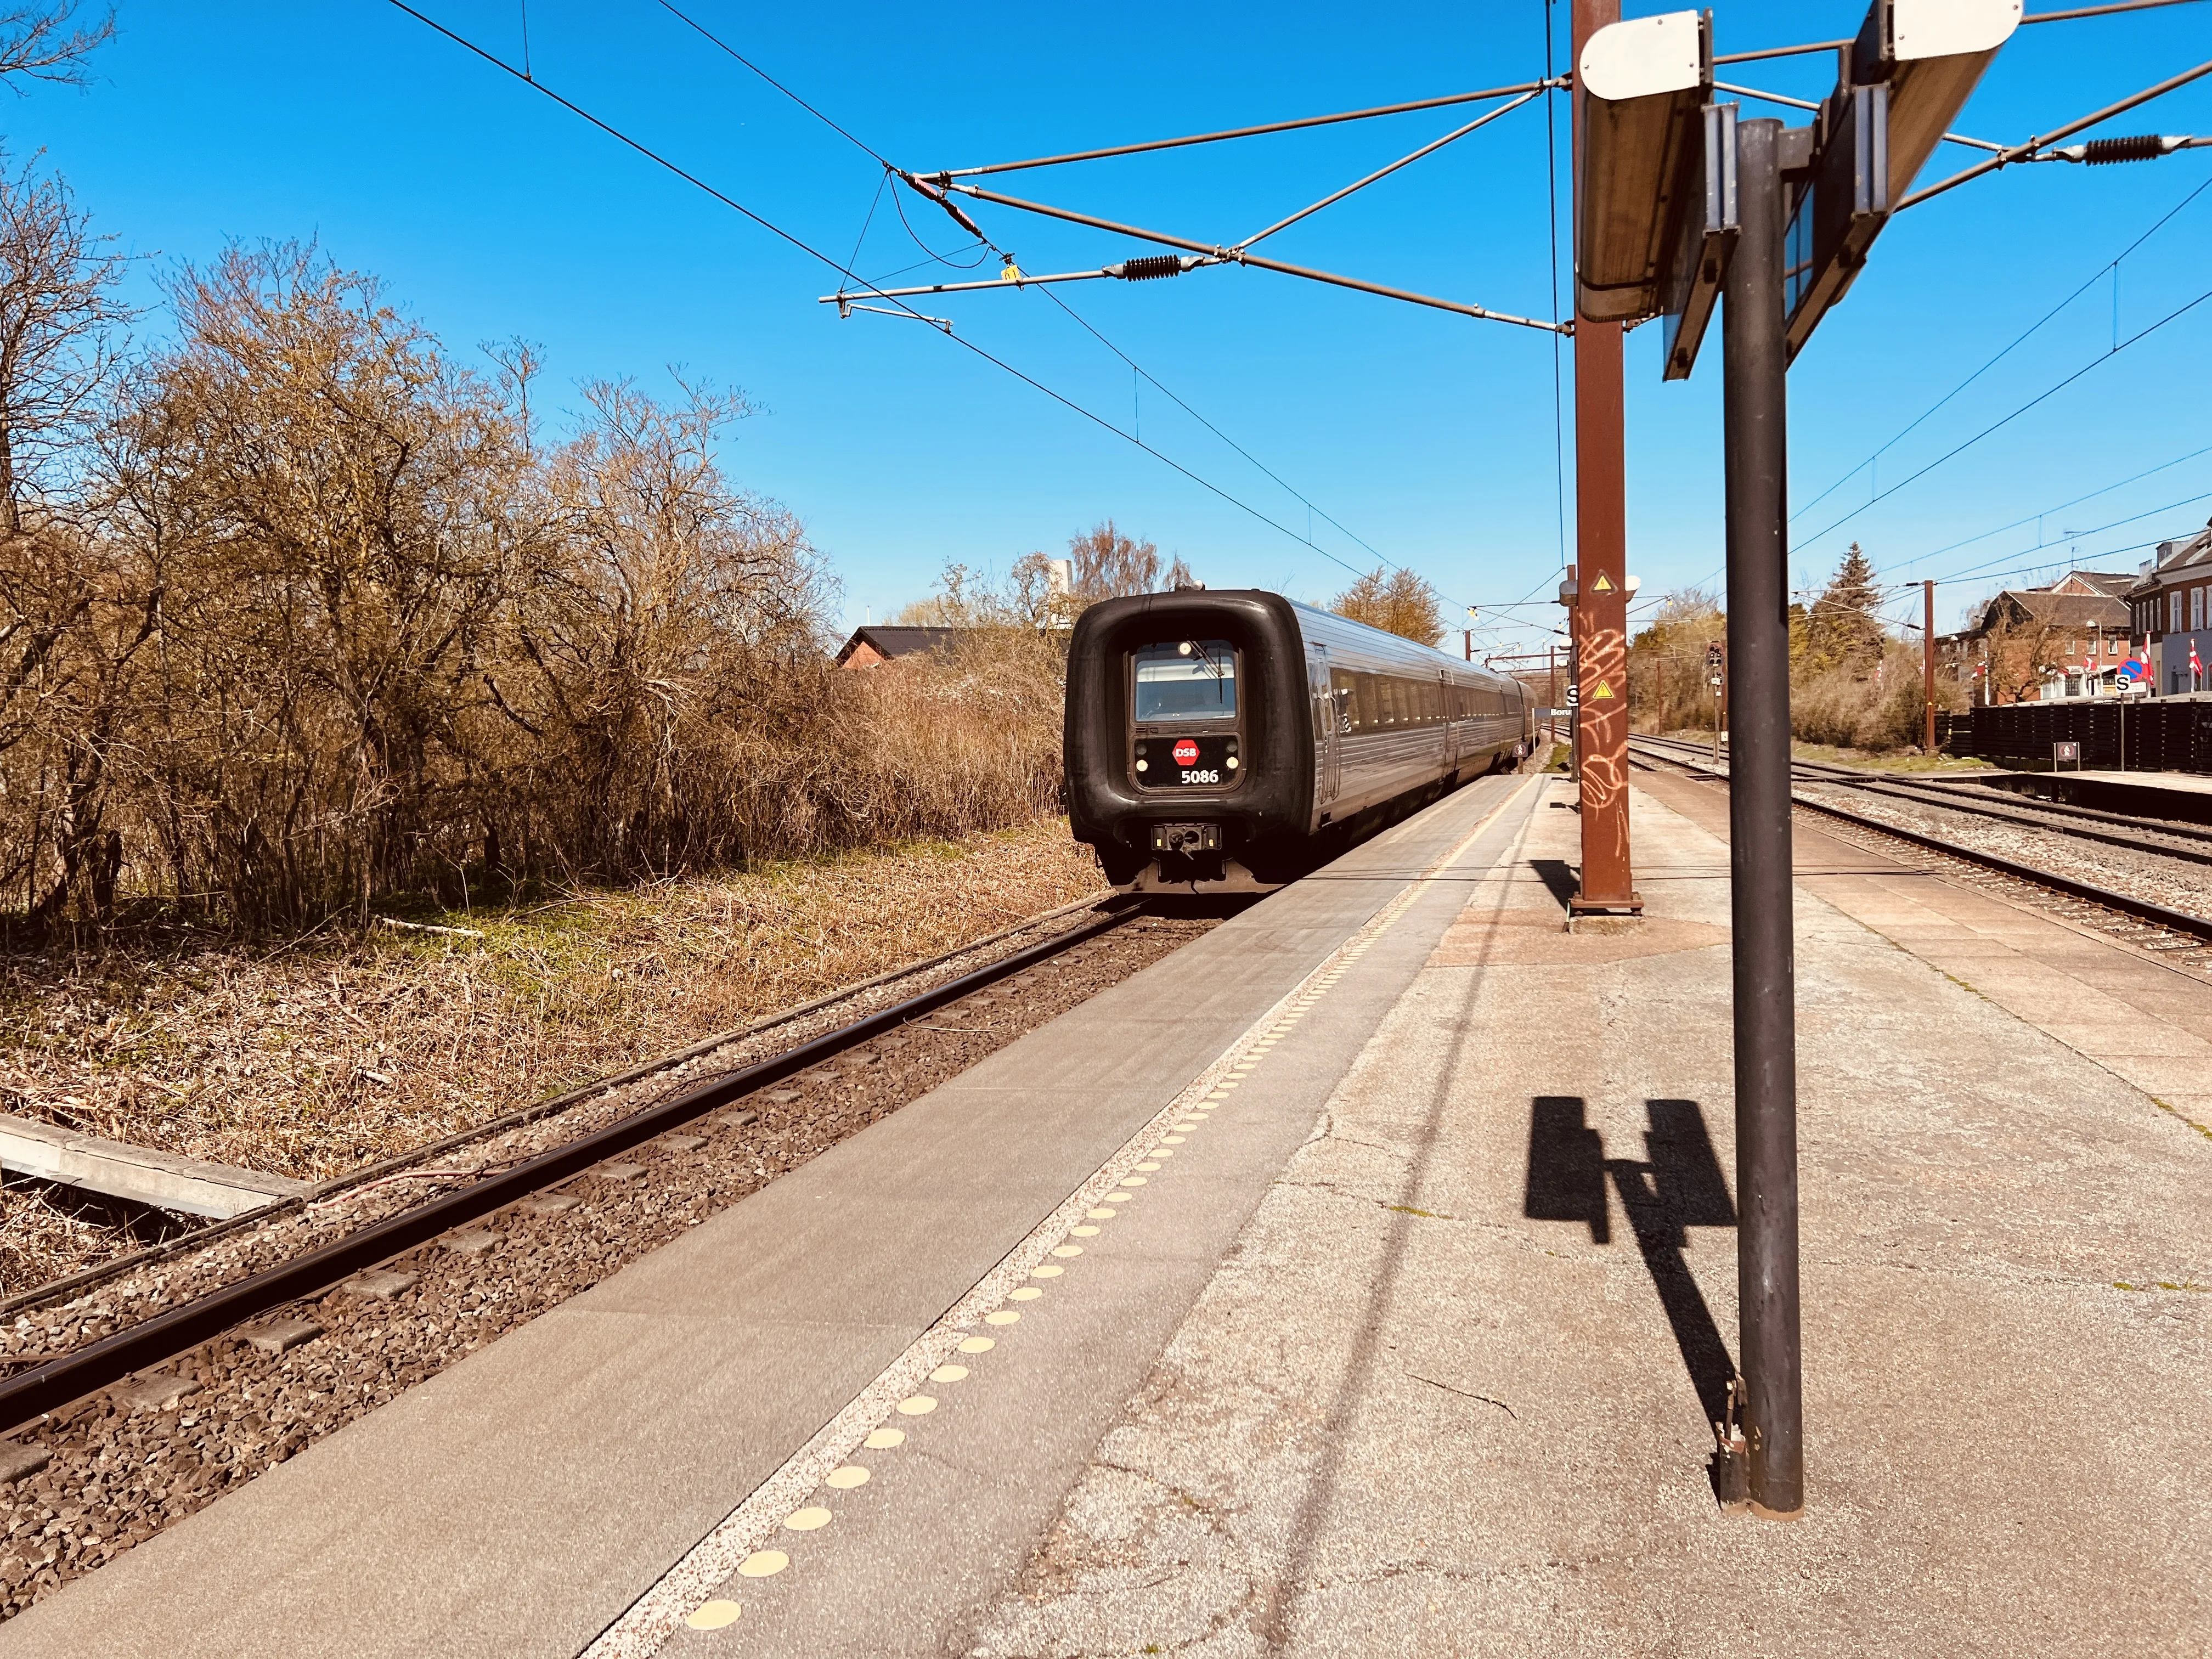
[0,772,1541,1659]
[960,777,2211,1658]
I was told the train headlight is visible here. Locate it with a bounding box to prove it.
[1135,759,1148,772]
[1227,756,1239,770]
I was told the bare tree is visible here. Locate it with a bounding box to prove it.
[517,375,828,873]
[1331,565,1444,647]
[1066,518,1158,602]
[0,152,128,528]
[0,3,114,92]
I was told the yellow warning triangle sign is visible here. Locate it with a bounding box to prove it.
[1590,572,1615,592]
[1592,680,1616,699]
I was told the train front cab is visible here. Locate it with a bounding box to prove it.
[1064,591,1317,893]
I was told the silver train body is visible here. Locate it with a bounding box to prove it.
[1064,589,1533,890]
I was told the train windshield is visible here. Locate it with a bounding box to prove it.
[1132,640,1237,721]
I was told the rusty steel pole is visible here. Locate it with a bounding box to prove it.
[1569,0,1638,913]
[1924,580,1938,753]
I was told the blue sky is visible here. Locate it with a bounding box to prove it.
[8,0,2210,652]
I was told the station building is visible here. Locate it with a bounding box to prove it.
[1939,569,2133,703]
[2127,517,2212,697]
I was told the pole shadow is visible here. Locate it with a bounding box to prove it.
[1527,858,1581,910]
[1524,1096,1742,1487]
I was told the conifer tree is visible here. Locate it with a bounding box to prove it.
[1803,543,1886,674]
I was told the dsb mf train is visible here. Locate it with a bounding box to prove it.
[1065,589,1533,891]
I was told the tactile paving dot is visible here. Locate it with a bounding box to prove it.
[958,1335,997,1353]
[1009,1287,1044,1302]
[864,1427,906,1449]
[1150,1148,1175,1158]
[896,1395,938,1415]
[686,1600,742,1629]
[1051,1245,1084,1257]
[1087,1206,1118,1220]
[1120,1175,1149,1186]
[825,1466,871,1491]
[785,1507,833,1532]
[931,1364,969,1383]
[1161,1137,1185,1146]
[1135,1162,1160,1172]
[985,1310,1022,1326]
[737,1551,788,1578]
[1031,1265,1064,1278]
[1071,1224,1101,1237]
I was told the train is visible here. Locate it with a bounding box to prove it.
[1064,588,1534,891]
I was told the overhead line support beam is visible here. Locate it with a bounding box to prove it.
[944,181,1566,331]
[1897,55,2212,208]
[922,77,1569,180]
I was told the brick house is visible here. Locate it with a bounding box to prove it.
[2126,518,2212,696]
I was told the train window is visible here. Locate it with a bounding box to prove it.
[1132,640,1237,721]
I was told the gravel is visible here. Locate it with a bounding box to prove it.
[1792,782,2212,924]
[0,909,1220,1622]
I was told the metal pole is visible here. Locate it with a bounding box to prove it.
[1924,580,1937,754]
[1721,116,1803,1522]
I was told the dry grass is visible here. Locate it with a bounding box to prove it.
[0,816,1104,1190]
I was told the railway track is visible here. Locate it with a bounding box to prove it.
[1633,733,2212,865]
[1626,736,2212,952]
[0,891,1237,1617]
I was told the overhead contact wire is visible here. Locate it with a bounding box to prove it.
[385,3,1400,580]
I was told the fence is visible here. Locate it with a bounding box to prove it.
[1956,699,2212,772]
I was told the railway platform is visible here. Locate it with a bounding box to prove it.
[4,770,2208,1656]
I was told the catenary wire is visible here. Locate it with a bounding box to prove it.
[653,0,1573,612]
[1796,279,2212,555]
[588,7,1521,606]
[1898,57,2212,211]
[384,3,1415,593]
[1709,0,2207,69]
[1793,174,2212,528]
[1917,484,2212,589]
[1883,441,2212,577]
[1028,283,1404,588]
[651,0,894,168]
[928,77,1565,180]
[640,5,1420,591]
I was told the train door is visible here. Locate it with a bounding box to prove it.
[1306,644,1339,808]
[1440,670,1458,771]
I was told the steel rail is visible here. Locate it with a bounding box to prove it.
[0,902,1144,1434]
[1627,741,2212,942]
[0,895,1125,1325]
[1635,733,2212,853]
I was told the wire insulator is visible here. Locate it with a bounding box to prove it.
[1116,255,1186,281]
[2082,134,2167,165]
